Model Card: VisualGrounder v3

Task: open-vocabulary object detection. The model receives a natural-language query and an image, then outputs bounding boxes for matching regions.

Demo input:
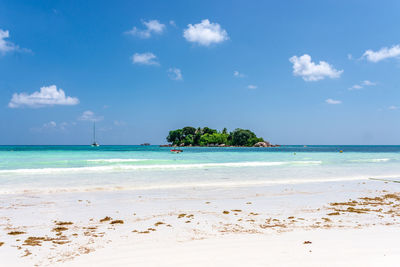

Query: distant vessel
[91,122,100,147]
[171,149,183,153]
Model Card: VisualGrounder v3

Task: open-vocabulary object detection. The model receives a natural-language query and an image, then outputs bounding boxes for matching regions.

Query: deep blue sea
[1,145,399,194]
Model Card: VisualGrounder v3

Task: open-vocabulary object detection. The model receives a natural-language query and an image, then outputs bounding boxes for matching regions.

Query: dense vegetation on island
[166,127,272,147]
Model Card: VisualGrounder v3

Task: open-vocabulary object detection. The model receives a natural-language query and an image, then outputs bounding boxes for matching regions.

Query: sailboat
[91,121,100,147]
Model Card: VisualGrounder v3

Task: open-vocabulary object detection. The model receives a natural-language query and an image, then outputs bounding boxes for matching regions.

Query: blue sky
[1,0,400,145]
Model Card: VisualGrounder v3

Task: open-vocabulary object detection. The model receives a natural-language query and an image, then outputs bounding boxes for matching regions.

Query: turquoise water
[1,145,400,194]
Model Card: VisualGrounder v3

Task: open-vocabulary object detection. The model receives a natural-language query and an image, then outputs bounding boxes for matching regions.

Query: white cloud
[347,54,353,60]
[289,54,343,82]
[168,68,183,80]
[169,20,176,27]
[348,80,376,90]
[234,71,245,78]
[362,45,400,62]
[0,29,30,55]
[362,80,376,86]
[125,20,165,39]
[183,19,229,46]
[0,29,17,54]
[8,85,79,108]
[132,52,159,65]
[325,98,342,105]
[388,105,398,110]
[59,122,69,130]
[247,85,257,89]
[78,110,103,122]
[348,84,362,90]
[44,121,57,128]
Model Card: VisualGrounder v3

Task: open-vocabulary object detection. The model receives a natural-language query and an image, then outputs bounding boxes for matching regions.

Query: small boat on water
[91,122,100,147]
[171,149,183,153]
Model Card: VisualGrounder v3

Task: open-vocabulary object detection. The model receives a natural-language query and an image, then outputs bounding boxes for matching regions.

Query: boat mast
[93,121,96,143]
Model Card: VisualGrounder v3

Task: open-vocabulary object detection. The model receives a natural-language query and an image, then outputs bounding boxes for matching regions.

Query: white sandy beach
[1,178,399,266]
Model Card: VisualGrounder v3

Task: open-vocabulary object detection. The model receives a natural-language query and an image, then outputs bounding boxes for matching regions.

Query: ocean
[1,145,400,194]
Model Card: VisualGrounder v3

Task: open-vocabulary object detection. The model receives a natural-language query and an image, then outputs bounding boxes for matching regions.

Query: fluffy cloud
[289,54,343,81]
[362,80,376,86]
[183,19,228,46]
[0,29,30,54]
[78,110,103,122]
[0,29,17,54]
[247,85,257,89]
[132,52,159,65]
[325,98,342,105]
[362,45,400,62]
[348,80,376,90]
[234,71,245,78]
[125,20,165,38]
[8,85,79,108]
[168,68,183,80]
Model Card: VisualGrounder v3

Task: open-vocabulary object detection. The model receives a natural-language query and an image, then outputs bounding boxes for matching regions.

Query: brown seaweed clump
[110,220,124,224]
[327,212,340,216]
[304,241,312,244]
[0,242,4,247]
[52,227,68,232]
[384,194,400,201]
[100,216,112,222]
[222,211,230,214]
[23,236,55,246]
[8,231,26,236]
[55,221,73,226]
[154,222,165,226]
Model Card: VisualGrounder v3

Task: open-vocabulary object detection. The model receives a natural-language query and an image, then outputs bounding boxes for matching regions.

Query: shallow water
[1,145,400,194]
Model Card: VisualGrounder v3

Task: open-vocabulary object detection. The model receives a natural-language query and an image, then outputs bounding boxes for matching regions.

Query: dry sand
[1,179,399,266]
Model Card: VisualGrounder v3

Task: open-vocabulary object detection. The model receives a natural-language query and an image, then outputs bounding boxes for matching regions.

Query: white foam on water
[0,160,322,175]
[348,158,391,163]
[87,159,148,163]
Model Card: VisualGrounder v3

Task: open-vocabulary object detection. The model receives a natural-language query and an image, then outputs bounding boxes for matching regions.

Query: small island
[165,127,279,147]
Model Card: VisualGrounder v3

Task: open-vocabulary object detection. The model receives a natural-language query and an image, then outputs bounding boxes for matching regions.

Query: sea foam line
[0,161,322,175]
[87,159,147,163]
[348,158,391,163]
[0,175,372,195]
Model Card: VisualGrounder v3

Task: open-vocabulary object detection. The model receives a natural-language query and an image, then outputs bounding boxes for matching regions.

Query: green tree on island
[166,127,270,147]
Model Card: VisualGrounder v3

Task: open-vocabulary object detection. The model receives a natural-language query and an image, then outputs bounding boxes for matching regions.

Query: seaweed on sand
[100,216,112,222]
[110,220,124,224]
[8,231,26,235]
[55,221,73,226]
[52,227,68,232]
